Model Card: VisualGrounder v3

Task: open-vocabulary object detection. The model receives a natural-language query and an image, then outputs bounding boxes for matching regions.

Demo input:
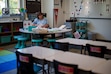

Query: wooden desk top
[92,60,111,74]
[46,52,106,71]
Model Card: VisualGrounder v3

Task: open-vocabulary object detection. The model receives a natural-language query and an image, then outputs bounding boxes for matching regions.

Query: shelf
[0,31,12,34]
[0,22,23,45]
[13,30,19,32]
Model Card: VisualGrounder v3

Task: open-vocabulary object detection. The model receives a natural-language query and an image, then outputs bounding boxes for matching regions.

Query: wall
[41,0,54,28]
[63,0,111,41]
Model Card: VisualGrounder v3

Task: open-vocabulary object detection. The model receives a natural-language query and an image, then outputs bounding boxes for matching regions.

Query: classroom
[0,0,111,74]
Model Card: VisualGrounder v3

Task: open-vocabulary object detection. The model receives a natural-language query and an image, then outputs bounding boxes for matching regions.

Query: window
[0,0,21,15]
[0,0,6,15]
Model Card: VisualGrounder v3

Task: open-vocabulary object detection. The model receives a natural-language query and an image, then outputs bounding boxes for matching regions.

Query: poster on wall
[54,0,59,5]
[54,9,58,27]
[71,0,111,18]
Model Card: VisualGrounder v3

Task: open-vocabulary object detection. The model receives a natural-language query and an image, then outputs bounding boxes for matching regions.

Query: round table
[19,28,72,39]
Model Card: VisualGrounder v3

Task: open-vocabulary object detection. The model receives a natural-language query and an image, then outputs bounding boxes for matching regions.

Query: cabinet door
[26,0,41,13]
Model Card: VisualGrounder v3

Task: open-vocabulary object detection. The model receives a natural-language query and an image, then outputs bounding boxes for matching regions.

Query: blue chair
[47,39,56,48]
[32,39,43,46]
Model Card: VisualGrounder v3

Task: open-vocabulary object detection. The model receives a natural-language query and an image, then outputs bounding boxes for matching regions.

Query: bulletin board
[70,0,111,19]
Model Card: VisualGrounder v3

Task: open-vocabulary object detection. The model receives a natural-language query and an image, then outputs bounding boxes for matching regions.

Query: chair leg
[19,40,26,49]
[15,40,21,49]
[35,42,39,46]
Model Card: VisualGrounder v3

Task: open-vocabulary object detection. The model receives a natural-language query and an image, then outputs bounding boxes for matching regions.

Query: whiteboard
[70,0,111,18]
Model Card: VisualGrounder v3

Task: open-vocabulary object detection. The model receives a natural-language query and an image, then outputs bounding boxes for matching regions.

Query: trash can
[87,32,96,40]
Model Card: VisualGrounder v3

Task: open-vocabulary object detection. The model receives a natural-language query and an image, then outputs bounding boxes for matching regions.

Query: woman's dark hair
[37,12,44,19]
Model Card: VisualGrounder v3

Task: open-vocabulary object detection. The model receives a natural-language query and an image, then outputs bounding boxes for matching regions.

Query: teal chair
[18,37,28,49]
[32,39,43,46]
[14,35,23,49]
[14,34,30,49]
[47,39,56,48]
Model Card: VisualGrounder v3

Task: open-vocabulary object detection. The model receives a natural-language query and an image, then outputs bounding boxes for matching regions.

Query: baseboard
[96,39,111,43]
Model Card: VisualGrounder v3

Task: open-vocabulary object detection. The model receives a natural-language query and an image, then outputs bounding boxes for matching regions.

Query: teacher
[33,12,49,28]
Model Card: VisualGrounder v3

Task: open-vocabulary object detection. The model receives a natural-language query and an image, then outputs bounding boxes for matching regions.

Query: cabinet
[0,21,23,45]
[26,0,41,13]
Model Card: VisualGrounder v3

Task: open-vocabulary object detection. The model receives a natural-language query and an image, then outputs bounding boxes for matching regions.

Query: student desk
[56,38,92,54]
[18,46,64,60]
[18,46,64,74]
[92,60,111,74]
[56,38,111,49]
[56,38,111,54]
[46,52,106,73]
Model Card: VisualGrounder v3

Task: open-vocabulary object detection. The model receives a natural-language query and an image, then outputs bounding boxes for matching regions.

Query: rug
[0,50,16,73]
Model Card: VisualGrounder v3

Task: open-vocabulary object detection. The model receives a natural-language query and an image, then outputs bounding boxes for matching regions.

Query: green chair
[14,35,23,49]
[18,37,28,49]
[47,39,56,48]
[32,39,43,46]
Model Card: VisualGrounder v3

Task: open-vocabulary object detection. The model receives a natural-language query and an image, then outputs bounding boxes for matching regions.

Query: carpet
[0,50,16,73]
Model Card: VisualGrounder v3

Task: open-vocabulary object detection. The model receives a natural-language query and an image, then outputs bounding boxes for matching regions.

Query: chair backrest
[86,44,106,58]
[52,42,69,51]
[54,60,78,74]
[16,51,35,74]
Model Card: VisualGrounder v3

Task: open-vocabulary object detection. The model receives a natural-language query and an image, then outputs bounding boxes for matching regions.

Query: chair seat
[14,35,23,39]
[47,39,56,42]
[18,37,28,41]
[33,64,42,73]
[32,39,43,43]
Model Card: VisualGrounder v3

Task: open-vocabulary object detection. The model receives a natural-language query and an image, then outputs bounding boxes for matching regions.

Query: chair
[14,34,30,49]
[51,42,69,51]
[32,39,43,46]
[14,35,23,49]
[86,44,106,58]
[16,51,42,74]
[47,39,56,48]
[53,60,78,74]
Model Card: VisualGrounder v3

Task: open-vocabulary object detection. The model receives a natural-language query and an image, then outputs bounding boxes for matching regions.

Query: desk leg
[62,33,65,38]
[51,34,55,39]
[31,34,33,46]
[48,61,50,74]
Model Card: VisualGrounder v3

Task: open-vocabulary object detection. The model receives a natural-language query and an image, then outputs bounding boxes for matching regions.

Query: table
[56,38,90,46]
[19,28,72,38]
[56,38,111,54]
[18,46,64,59]
[18,46,64,74]
[56,38,91,53]
[92,60,111,74]
[46,52,106,72]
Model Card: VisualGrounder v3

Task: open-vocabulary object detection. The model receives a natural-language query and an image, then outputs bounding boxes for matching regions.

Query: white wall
[63,0,111,41]
[41,0,54,28]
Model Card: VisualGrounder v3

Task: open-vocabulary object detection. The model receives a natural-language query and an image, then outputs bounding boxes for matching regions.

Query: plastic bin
[88,32,96,40]
[28,26,36,31]
[0,35,11,43]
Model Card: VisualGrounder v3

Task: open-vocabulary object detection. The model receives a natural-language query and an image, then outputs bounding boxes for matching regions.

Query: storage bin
[28,26,36,31]
[0,35,11,43]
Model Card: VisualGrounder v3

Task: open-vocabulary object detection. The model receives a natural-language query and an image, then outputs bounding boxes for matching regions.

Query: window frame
[0,0,23,16]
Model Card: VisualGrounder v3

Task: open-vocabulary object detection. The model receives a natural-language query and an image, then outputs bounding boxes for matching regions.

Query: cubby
[0,21,23,45]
